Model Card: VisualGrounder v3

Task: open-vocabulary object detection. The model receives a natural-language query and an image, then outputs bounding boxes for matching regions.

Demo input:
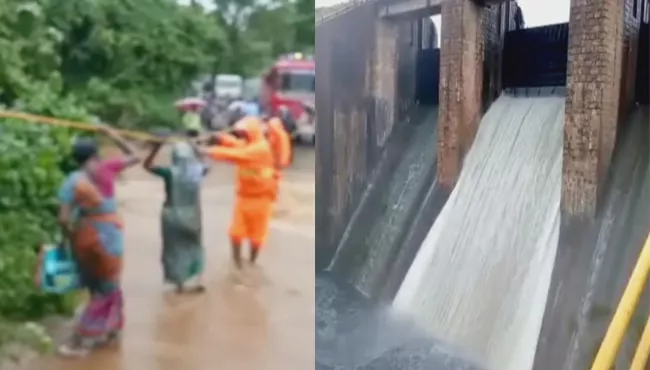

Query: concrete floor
[21,146,315,370]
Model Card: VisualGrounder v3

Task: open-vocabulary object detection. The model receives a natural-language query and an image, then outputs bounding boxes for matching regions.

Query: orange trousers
[229,196,274,247]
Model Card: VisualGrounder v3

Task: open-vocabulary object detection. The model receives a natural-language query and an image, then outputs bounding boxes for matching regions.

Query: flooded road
[23,146,315,370]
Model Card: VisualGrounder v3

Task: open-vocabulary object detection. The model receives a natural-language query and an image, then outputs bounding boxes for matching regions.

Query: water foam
[393,94,564,370]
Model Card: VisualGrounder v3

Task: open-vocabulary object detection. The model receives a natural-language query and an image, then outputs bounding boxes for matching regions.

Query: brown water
[20,147,315,370]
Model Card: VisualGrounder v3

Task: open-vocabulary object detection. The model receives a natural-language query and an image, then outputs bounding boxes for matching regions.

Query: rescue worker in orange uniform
[265,117,292,200]
[199,117,276,268]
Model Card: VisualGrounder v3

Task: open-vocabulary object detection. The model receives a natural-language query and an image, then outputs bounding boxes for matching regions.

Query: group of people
[53,113,292,357]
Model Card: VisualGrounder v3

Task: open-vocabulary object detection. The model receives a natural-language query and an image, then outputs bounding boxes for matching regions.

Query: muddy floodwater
[20,146,315,370]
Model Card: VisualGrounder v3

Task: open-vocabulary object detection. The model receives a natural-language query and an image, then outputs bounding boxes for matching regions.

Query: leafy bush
[0,83,93,321]
[0,98,90,357]
[0,120,81,320]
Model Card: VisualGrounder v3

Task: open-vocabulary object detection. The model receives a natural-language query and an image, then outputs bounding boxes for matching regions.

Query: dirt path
[21,147,315,370]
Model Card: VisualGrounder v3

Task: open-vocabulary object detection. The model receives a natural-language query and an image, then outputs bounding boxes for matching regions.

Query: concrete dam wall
[329,107,439,299]
[534,107,650,370]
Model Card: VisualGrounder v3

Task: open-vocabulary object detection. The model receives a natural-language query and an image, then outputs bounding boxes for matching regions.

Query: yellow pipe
[591,234,650,370]
[630,315,650,370]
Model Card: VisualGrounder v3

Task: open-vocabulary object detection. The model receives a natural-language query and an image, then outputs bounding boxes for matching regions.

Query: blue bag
[38,243,81,294]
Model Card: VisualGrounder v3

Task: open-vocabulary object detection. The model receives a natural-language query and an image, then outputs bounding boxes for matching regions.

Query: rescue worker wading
[199,117,276,268]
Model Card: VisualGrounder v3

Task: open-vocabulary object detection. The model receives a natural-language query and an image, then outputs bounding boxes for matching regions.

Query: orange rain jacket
[209,117,276,199]
[208,118,276,245]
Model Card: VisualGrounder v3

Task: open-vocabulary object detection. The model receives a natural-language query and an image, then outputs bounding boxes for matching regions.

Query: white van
[243,78,261,100]
[215,74,243,100]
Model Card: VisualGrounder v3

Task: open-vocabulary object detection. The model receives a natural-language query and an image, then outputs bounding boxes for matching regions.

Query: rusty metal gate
[415,48,440,105]
[502,23,569,88]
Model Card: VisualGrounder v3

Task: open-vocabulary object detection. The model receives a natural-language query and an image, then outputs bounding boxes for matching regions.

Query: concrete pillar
[561,0,626,216]
[437,0,484,189]
[373,19,399,148]
[534,1,635,369]
[482,3,506,108]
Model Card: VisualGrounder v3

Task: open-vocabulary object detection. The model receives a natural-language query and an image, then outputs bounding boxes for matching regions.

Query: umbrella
[174,97,206,111]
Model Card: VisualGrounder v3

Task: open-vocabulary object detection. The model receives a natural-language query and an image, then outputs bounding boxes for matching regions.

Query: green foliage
[212,0,315,75]
[0,0,314,129]
[0,75,95,350]
[0,113,84,320]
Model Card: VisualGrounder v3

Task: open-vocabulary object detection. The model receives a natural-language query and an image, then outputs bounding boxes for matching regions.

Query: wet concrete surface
[316,274,483,370]
[22,146,315,370]
[330,107,439,300]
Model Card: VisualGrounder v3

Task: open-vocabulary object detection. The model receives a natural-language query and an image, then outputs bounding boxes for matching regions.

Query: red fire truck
[262,53,315,144]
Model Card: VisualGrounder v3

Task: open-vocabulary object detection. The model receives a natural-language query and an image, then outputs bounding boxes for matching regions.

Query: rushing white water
[393,94,564,370]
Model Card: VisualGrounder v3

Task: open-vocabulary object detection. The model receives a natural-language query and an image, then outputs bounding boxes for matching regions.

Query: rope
[0,109,218,143]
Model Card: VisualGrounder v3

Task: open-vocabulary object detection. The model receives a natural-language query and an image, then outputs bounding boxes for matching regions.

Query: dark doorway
[416,49,440,105]
[502,23,569,88]
[415,18,440,105]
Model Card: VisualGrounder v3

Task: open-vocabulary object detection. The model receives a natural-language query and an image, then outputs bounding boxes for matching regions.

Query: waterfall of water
[393,94,564,370]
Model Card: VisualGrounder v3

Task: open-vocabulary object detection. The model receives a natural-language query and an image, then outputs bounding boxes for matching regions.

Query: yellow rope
[0,109,217,142]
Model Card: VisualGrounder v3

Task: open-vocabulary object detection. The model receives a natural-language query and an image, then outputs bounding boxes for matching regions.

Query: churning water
[393,94,564,370]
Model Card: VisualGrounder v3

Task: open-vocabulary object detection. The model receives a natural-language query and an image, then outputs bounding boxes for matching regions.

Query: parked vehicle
[261,53,315,145]
[215,74,244,100]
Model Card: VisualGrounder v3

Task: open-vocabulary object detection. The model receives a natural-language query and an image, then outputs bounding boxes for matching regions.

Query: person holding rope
[179,99,204,138]
[197,117,275,268]
[143,137,209,293]
[56,124,139,357]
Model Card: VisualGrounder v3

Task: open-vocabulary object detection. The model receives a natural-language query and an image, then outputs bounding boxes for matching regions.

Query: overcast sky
[181,0,572,28]
[315,0,570,28]
[180,0,571,46]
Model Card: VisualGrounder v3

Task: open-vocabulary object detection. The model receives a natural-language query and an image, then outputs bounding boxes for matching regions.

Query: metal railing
[591,233,650,370]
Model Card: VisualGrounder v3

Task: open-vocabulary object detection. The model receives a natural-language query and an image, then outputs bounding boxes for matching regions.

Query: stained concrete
[330,107,439,300]
[533,107,650,370]
[378,184,450,302]
[19,147,315,370]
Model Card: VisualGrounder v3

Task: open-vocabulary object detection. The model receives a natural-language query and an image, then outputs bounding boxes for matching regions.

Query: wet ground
[21,146,315,370]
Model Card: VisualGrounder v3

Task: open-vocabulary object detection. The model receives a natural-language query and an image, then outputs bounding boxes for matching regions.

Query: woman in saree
[144,140,209,293]
[56,126,139,357]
